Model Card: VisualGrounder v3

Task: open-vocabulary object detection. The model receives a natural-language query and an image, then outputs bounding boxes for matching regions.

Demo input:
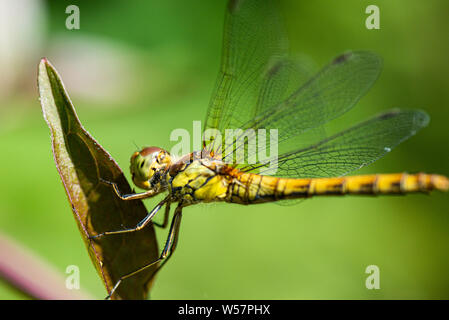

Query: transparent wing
[240,110,430,178]
[203,2,382,169]
[204,0,288,152]
[219,51,382,168]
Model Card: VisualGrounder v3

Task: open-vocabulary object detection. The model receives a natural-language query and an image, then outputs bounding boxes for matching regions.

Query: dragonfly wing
[241,110,430,178]
[204,0,288,154]
[218,51,382,164]
[204,1,383,168]
[255,56,316,117]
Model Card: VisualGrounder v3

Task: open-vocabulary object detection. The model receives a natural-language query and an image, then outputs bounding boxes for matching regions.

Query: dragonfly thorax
[130,147,172,190]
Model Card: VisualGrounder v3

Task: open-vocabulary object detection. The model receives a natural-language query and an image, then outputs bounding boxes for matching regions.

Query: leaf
[38,58,159,300]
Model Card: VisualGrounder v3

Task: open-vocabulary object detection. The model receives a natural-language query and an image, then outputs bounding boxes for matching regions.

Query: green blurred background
[0,0,448,299]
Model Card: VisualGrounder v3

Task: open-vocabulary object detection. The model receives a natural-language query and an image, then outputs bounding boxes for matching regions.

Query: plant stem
[0,232,93,300]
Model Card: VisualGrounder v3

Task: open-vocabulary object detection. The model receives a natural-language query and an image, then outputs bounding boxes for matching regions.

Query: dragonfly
[90,0,449,298]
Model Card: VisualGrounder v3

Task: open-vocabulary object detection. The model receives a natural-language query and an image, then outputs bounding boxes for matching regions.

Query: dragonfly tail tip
[433,174,449,192]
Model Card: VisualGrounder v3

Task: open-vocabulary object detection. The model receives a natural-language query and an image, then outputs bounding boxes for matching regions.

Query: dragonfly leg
[89,197,169,240]
[105,205,183,299]
[153,201,171,229]
[100,178,157,200]
[149,206,183,278]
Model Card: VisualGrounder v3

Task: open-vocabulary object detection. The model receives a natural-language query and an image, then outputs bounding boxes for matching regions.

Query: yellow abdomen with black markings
[227,172,449,205]
[168,156,448,206]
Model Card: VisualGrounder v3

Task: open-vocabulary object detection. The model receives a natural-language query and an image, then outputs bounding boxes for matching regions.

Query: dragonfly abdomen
[228,172,448,204]
[307,173,448,196]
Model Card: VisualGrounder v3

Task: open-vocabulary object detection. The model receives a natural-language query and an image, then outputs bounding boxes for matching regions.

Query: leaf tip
[38,57,56,73]
[39,57,49,67]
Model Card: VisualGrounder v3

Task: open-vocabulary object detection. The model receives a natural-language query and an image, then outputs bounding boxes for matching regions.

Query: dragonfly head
[130,147,172,190]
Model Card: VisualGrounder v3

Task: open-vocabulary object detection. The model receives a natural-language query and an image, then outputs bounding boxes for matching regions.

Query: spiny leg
[160,205,183,261]
[89,196,169,239]
[100,178,158,200]
[105,205,184,299]
[149,206,183,278]
[153,201,171,229]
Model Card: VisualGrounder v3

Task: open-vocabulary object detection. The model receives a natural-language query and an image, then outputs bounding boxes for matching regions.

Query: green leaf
[38,58,159,300]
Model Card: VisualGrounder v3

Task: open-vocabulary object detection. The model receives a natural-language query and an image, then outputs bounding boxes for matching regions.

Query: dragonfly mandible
[90,0,449,298]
